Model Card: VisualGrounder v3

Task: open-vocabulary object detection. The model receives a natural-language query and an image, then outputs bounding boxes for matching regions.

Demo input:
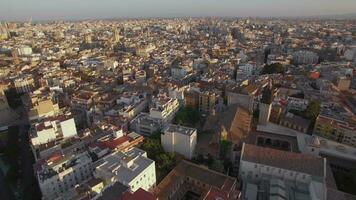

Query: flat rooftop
[164,124,196,136]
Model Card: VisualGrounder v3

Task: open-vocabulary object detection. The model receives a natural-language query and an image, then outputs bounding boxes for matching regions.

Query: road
[0,168,15,200]
[0,103,40,200]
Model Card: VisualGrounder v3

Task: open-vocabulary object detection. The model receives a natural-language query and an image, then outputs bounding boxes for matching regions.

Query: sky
[0,0,356,21]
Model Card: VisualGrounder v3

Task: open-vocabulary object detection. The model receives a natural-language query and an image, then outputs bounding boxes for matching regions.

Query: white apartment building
[36,152,93,200]
[94,147,156,192]
[239,143,327,200]
[161,124,197,159]
[31,113,77,146]
[150,95,179,124]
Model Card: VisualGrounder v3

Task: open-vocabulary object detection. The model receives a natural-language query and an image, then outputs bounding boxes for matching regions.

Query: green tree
[141,138,163,159]
[156,152,176,173]
[261,63,284,75]
[304,100,321,121]
[175,107,200,126]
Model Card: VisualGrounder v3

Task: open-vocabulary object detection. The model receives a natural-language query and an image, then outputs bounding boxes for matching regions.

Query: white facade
[94,147,156,192]
[150,97,179,124]
[161,124,197,159]
[37,152,93,200]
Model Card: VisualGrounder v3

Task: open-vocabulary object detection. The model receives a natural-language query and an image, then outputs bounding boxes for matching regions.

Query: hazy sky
[1,0,356,21]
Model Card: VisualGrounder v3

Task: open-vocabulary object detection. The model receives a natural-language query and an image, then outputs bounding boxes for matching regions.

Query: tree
[304,100,321,121]
[141,138,163,159]
[175,107,200,126]
[156,152,176,173]
[261,63,284,75]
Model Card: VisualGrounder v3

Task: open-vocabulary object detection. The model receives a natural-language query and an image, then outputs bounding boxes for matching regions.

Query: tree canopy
[261,63,284,75]
[175,107,200,126]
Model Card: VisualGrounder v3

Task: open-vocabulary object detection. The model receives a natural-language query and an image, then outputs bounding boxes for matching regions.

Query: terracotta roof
[121,188,156,200]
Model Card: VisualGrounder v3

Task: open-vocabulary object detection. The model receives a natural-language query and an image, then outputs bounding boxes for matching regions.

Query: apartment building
[94,147,156,192]
[35,151,93,200]
[161,124,197,159]
[314,114,356,148]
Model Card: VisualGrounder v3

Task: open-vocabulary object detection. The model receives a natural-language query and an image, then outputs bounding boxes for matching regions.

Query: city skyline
[1,0,356,21]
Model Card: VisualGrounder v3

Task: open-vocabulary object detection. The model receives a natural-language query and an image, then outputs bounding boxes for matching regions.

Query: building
[314,115,356,148]
[30,113,78,146]
[135,70,146,84]
[258,102,272,125]
[239,143,327,200]
[154,160,240,200]
[14,74,35,93]
[161,124,197,159]
[35,151,93,200]
[16,46,33,56]
[199,91,219,113]
[130,113,162,136]
[184,89,200,109]
[334,76,351,91]
[150,95,179,124]
[28,99,60,122]
[94,147,156,192]
[293,50,319,65]
[279,112,311,134]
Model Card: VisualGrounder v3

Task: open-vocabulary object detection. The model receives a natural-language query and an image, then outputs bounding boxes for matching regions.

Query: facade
[14,75,35,93]
[314,115,356,148]
[199,91,219,113]
[94,147,156,192]
[35,152,93,200]
[129,113,162,136]
[150,95,179,124]
[16,46,33,56]
[239,143,327,200]
[184,90,200,109]
[258,102,272,125]
[293,50,319,65]
[335,77,351,91]
[161,124,197,159]
[279,112,310,134]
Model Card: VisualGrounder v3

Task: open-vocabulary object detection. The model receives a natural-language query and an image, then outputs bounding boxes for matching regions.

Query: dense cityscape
[0,15,355,200]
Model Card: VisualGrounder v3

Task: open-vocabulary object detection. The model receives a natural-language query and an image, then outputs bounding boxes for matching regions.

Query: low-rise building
[154,160,240,200]
[94,147,156,192]
[130,113,162,136]
[239,143,327,200]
